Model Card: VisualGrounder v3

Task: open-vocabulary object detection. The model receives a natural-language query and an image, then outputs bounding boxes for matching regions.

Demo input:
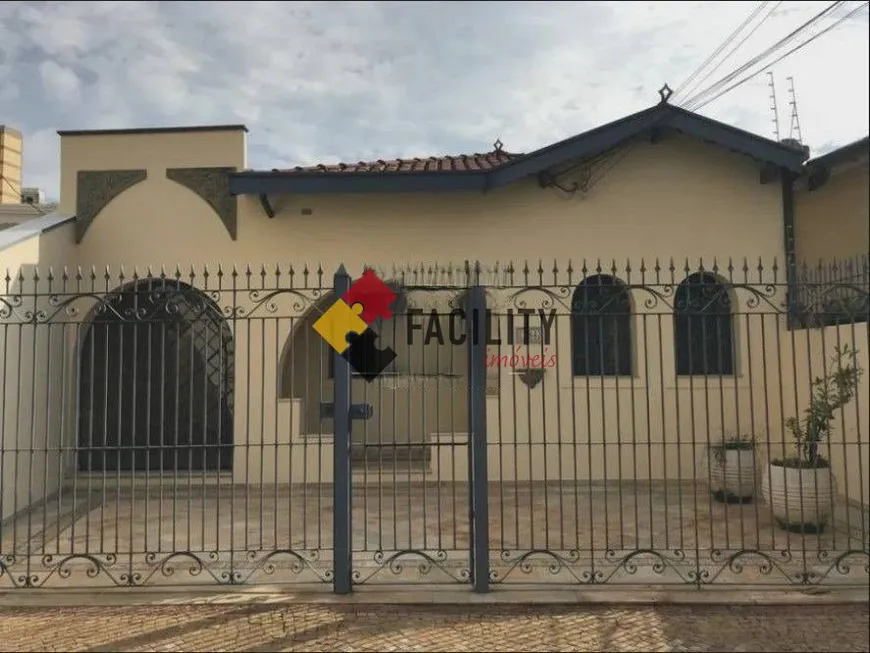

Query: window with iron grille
[571,275,632,376]
[77,281,234,472]
[674,272,734,376]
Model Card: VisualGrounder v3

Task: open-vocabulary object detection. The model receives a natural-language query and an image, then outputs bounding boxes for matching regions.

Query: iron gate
[329,266,489,591]
[0,259,867,592]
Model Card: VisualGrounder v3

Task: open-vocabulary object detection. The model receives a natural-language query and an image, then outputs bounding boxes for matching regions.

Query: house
[0,91,867,590]
[795,136,869,267]
[792,137,869,321]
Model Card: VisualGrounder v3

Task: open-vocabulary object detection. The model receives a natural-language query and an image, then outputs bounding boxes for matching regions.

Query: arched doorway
[77,279,234,472]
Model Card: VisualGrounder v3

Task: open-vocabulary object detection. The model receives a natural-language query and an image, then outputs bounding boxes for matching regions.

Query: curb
[1,585,868,608]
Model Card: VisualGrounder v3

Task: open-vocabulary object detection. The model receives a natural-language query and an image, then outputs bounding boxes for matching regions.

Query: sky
[1,0,868,201]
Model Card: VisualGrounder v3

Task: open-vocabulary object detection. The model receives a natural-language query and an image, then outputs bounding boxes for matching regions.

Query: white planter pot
[761,463,837,533]
[708,447,757,502]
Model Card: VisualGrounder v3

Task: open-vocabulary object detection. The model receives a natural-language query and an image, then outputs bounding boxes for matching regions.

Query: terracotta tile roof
[284,148,522,174]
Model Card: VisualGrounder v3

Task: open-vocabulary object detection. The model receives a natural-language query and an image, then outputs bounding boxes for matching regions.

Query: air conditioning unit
[20,187,44,205]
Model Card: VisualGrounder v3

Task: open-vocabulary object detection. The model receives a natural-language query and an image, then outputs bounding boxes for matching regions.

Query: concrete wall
[0,217,78,524]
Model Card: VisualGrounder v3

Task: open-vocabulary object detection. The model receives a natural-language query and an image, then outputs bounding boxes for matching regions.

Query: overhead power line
[689,1,869,112]
[682,0,846,111]
[575,5,774,194]
[672,1,772,102]
[677,1,783,106]
[560,1,865,192]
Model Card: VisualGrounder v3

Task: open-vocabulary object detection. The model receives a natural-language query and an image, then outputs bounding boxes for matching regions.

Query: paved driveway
[3,481,866,588]
[1,603,868,652]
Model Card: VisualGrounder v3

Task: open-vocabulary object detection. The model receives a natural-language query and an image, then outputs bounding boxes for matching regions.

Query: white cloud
[0,0,866,200]
[38,60,81,101]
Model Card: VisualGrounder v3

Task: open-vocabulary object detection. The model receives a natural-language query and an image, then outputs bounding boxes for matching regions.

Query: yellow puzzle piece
[312,300,368,354]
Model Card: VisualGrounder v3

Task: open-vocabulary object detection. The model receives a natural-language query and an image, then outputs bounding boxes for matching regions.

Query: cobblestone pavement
[1,603,868,652]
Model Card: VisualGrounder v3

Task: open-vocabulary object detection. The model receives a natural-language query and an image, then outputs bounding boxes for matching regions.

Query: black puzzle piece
[341,330,397,382]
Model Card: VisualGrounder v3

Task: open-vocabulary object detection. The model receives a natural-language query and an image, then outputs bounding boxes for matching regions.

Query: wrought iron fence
[0,264,335,587]
[793,254,870,328]
[0,258,867,592]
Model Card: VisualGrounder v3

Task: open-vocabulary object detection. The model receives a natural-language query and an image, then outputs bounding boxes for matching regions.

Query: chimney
[0,125,23,204]
[780,137,811,162]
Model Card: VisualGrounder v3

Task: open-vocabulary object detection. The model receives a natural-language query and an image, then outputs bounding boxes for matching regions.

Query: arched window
[571,275,632,376]
[674,272,734,376]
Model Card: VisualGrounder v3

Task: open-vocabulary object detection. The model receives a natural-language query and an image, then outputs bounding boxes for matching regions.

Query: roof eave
[232,104,808,196]
[666,110,807,172]
[490,107,806,187]
[806,136,870,170]
[488,107,665,188]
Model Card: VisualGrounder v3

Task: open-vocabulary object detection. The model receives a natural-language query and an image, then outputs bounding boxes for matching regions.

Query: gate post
[332,264,353,594]
[466,262,490,593]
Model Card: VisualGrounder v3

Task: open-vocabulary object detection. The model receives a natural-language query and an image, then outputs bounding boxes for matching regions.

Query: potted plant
[761,344,863,533]
[708,434,758,503]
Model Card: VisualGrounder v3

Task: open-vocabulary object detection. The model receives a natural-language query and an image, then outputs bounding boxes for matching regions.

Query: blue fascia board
[229,170,489,195]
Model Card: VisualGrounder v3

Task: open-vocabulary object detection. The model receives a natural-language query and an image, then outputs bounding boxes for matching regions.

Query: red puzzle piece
[342,269,397,324]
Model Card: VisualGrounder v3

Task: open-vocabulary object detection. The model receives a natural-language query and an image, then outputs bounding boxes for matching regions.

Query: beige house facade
[795,136,869,267]
[0,95,867,590]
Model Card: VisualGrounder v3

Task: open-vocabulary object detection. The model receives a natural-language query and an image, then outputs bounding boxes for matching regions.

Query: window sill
[559,377,647,390]
[666,376,749,391]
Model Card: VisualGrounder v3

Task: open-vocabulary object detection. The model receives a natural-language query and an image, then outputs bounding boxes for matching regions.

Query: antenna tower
[787,76,804,144]
[767,71,781,141]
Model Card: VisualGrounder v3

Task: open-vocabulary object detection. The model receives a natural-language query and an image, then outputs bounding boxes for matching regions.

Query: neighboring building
[0,124,54,230]
[0,124,23,204]
[795,136,869,267]
[792,137,869,318]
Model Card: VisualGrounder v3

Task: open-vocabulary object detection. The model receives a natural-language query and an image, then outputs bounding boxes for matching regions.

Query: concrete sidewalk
[1,602,868,652]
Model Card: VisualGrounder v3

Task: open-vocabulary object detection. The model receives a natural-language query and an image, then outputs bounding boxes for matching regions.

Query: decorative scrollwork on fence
[233,288,327,319]
[488,547,869,587]
[633,283,676,311]
[0,549,334,588]
[702,548,797,584]
[491,548,696,585]
[489,549,589,583]
[144,550,224,584]
[811,549,870,584]
[495,280,785,315]
[729,282,783,312]
[351,549,471,585]
[0,265,333,325]
[0,553,123,588]
[502,286,574,312]
[594,548,695,584]
[238,549,334,584]
[699,548,870,585]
